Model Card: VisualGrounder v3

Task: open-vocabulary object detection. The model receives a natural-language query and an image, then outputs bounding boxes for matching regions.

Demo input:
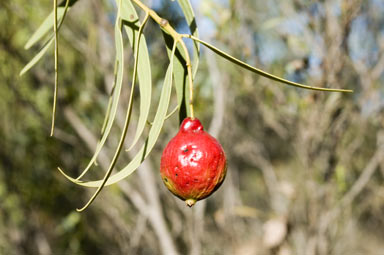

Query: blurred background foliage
[1,0,384,254]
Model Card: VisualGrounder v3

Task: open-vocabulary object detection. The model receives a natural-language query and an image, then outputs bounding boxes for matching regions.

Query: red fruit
[160,117,227,207]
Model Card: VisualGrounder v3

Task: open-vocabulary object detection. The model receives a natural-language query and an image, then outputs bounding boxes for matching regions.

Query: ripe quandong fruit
[160,117,227,207]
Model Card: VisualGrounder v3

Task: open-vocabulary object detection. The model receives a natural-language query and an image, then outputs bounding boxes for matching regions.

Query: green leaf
[70,5,126,180]
[121,0,152,151]
[177,0,200,77]
[184,35,353,93]
[64,0,141,211]
[162,0,200,123]
[163,33,190,123]
[119,0,138,22]
[58,43,177,188]
[20,38,53,76]
[21,0,71,76]
[24,0,74,50]
[100,62,119,137]
[25,8,66,50]
[75,5,153,210]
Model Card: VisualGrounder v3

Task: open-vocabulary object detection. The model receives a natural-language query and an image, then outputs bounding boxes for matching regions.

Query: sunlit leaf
[25,8,65,50]
[21,0,71,76]
[100,62,119,137]
[76,30,139,211]
[59,0,136,211]
[20,38,53,76]
[73,2,153,211]
[121,0,152,151]
[68,5,126,180]
[24,0,74,49]
[163,33,191,122]
[177,0,200,77]
[161,0,200,123]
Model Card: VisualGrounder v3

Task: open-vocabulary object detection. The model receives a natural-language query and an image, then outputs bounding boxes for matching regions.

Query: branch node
[160,18,168,27]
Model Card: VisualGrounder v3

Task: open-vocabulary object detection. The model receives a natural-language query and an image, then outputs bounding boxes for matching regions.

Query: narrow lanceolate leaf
[76,25,142,212]
[20,38,53,76]
[93,62,119,168]
[25,0,73,50]
[58,43,177,188]
[177,0,200,77]
[100,62,119,137]
[25,8,66,50]
[120,0,152,151]
[163,33,190,122]
[21,0,71,76]
[162,0,200,123]
[61,5,126,180]
[183,35,353,93]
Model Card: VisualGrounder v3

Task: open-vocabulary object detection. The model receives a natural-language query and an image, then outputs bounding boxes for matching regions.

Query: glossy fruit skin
[160,118,227,207]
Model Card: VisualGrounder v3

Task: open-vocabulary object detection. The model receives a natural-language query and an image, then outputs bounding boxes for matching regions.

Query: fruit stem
[179,40,195,119]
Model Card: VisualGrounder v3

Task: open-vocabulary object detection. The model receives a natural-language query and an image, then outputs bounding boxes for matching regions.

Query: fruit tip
[185,199,196,207]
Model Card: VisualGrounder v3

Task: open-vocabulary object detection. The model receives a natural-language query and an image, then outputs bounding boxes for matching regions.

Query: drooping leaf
[184,35,353,93]
[161,0,200,123]
[24,0,74,50]
[20,38,53,76]
[100,62,119,137]
[177,0,200,77]
[25,8,65,50]
[58,43,177,187]
[67,4,126,180]
[120,0,152,151]
[21,0,71,76]
[163,33,190,123]
[75,4,153,210]
[75,9,144,212]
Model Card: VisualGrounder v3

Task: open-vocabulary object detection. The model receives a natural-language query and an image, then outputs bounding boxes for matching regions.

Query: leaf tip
[24,41,32,50]
[76,207,85,213]
[125,144,135,152]
[57,167,75,181]
[19,68,27,77]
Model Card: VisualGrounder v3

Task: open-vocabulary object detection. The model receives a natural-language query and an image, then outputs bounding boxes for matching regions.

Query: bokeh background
[1,0,384,254]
